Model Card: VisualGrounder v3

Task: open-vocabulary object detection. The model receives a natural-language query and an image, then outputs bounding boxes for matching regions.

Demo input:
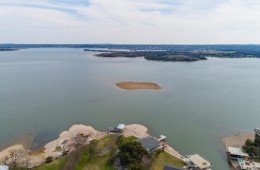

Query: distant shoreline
[116,82,161,90]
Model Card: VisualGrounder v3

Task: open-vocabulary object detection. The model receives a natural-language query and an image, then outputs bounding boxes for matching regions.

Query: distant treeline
[1,44,260,61]
[83,44,260,62]
[0,48,19,51]
[94,51,207,62]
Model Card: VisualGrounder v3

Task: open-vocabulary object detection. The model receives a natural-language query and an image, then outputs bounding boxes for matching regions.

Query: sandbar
[223,132,255,149]
[116,82,161,90]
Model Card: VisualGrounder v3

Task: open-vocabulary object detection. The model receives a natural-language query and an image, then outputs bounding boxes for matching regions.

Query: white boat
[254,128,260,136]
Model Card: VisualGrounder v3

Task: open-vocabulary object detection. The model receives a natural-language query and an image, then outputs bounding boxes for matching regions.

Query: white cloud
[0,0,260,43]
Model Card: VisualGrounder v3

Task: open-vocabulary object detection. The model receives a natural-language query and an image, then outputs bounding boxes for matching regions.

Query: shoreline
[222,132,255,170]
[0,123,182,167]
[223,132,255,150]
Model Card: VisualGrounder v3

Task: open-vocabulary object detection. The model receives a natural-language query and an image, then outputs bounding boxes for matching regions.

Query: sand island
[116,82,161,90]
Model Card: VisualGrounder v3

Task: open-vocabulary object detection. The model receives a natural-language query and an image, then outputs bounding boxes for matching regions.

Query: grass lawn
[74,134,117,170]
[150,151,186,170]
[253,157,260,163]
[32,157,68,170]
[18,135,185,170]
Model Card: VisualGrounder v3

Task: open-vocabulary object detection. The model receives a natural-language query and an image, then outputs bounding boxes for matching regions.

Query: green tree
[117,141,147,165]
[254,134,260,146]
[128,163,145,170]
[242,139,256,154]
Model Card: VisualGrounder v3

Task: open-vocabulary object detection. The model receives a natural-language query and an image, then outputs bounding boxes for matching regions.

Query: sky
[1,0,260,44]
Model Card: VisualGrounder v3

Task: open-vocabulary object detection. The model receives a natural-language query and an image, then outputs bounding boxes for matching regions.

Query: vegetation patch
[150,151,186,170]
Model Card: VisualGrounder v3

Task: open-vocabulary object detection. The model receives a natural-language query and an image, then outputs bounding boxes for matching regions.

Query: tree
[242,139,256,154]
[45,156,53,163]
[117,140,148,165]
[254,134,260,146]
[3,149,29,169]
[62,134,91,170]
[128,162,145,170]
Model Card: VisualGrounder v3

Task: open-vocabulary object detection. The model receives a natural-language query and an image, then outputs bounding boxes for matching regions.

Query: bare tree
[1,149,31,169]
[21,155,31,170]
[61,134,91,170]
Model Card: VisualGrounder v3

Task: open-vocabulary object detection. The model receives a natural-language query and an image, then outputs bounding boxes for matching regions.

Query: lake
[0,48,260,169]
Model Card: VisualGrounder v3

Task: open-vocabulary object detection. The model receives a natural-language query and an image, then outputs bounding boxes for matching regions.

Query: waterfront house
[137,136,160,152]
[108,124,125,133]
[227,147,249,160]
[163,165,186,170]
[186,154,212,170]
[255,128,260,137]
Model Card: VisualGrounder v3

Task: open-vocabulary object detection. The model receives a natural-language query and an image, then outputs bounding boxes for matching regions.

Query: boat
[254,128,260,136]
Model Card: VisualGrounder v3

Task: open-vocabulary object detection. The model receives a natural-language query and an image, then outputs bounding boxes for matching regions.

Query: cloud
[0,0,260,43]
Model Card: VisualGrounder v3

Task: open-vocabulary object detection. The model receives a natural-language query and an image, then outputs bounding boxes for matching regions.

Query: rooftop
[227,147,249,157]
[189,154,212,169]
[163,165,186,170]
[137,136,160,151]
[116,124,125,130]
[254,128,260,136]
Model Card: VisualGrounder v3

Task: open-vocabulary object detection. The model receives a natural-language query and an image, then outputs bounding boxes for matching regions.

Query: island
[116,82,161,90]
[95,50,207,62]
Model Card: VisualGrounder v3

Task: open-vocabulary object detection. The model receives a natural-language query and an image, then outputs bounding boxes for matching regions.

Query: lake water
[1,48,260,169]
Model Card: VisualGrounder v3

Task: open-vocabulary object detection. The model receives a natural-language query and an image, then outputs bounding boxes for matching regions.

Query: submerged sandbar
[116,82,161,90]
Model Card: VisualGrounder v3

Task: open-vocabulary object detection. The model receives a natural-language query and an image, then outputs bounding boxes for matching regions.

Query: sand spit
[123,124,149,138]
[223,132,255,149]
[116,82,161,90]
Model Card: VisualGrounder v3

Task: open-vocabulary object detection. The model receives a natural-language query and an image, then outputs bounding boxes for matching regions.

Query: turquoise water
[1,48,260,169]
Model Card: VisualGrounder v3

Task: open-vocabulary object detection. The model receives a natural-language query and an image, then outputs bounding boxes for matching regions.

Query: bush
[255,135,260,146]
[128,163,145,170]
[242,139,256,154]
[45,156,53,163]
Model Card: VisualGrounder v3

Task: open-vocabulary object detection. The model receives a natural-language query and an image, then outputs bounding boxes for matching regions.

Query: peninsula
[0,124,186,169]
[116,82,161,90]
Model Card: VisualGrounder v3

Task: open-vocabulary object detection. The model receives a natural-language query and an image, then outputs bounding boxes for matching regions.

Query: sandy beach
[116,82,161,90]
[223,132,255,149]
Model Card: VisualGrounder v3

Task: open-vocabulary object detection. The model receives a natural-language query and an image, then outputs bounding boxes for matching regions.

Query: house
[0,165,9,170]
[254,128,260,137]
[137,136,160,152]
[108,124,125,133]
[227,147,249,160]
[163,165,186,170]
[186,154,212,170]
